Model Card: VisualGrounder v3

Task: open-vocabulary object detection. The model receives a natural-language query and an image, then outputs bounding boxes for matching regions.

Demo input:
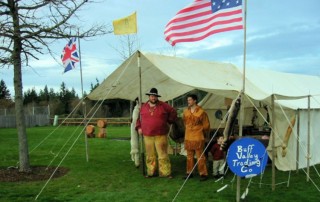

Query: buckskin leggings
[144,135,171,177]
[186,149,208,176]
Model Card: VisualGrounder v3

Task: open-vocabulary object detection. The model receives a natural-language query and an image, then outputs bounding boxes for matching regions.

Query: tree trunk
[2,0,107,172]
[14,64,30,172]
[10,0,30,172]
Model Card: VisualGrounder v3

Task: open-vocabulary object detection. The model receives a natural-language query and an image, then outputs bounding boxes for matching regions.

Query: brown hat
[145,88,161,97]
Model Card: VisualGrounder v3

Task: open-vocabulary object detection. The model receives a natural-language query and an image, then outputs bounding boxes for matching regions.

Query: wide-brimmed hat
[145,88,161,97]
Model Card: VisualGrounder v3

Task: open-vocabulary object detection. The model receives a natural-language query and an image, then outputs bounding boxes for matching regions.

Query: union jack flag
[61,37,79,73]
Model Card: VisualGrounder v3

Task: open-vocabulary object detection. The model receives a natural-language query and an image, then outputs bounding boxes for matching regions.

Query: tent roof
[88,51,247,102]
[245,68,320,100]
[88,51,320,108]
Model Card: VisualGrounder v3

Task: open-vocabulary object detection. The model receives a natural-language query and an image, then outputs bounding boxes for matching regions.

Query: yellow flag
[113,12,137,35]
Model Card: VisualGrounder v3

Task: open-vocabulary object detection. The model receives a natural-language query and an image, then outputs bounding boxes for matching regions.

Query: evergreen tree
[23,88,38,105]
[59,82,69,114]
[39,85,50,103]
[0,79,11,99]
[49,88,58,100]
[58,82,79,114]
[90,78,100,92]
[70,87,78,99]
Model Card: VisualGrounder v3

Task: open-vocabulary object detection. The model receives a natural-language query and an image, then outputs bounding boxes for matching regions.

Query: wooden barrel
[97,120,107,138]
[97,119,107,128]
[97,130,106,138]
[86,125,95,138]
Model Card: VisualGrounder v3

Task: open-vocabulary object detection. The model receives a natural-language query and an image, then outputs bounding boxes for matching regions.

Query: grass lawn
[0,126,320,202]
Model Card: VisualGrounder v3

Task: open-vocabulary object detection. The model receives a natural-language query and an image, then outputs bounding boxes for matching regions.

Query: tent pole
[77,34,89,162]
[236,0,247,201]
[238,0,248,200]
[271,94,275,191]
[296,109,300,172]
[236,0,248,200]
[128,37,135,126]
[137,51,146,176]
[307,95,310,181]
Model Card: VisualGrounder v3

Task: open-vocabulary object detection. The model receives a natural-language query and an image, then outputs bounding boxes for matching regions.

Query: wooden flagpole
[237,0,247,201]
[307,95,310,181]
[271,95,275,190]
[77,35,89,162]
[296,109,300,172]
[137,51,146,176]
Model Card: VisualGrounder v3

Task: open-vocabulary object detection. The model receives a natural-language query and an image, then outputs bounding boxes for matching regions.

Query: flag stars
[212,0,241,10]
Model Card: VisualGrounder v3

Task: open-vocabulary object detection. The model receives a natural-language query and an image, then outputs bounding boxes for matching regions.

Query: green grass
[0,126,320,202]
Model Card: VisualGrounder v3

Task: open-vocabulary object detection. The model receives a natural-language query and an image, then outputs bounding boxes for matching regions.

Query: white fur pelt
[130,103,140,167]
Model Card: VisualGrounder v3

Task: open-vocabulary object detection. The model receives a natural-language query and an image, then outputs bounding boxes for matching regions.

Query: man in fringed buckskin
[183,94,210,181]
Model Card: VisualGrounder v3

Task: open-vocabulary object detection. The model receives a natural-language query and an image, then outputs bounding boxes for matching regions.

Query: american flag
[61,37,79,73]
[164,0,243,46]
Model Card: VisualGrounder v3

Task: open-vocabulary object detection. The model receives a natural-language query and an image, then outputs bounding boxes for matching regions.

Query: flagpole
[237,0,247,201]
[307,95,310,182]
[77,35,89,162]
[242,0,247,94]
[137,51,146,176]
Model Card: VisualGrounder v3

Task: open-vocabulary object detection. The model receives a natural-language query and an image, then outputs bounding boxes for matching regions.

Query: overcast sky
[1,0,320,97]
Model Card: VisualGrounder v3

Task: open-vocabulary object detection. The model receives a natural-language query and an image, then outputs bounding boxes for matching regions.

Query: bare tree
[0,0,110,172]
[111,35,139,61]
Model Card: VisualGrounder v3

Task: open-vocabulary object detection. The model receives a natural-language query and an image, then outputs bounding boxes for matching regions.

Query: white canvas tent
[88,51,247,101]
[88,51,320,171]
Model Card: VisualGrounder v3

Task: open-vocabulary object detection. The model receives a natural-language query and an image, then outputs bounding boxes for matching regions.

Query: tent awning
[88,51,320,108]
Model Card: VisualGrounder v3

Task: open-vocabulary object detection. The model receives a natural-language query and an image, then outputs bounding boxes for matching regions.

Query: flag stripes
[164,0,243,46]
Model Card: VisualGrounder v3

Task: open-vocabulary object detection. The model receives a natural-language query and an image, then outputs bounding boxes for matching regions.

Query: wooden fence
[50,117,131,126]
[0,115,50,128]
[0,116,130,128]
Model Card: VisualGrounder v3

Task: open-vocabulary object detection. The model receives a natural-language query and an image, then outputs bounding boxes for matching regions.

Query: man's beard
[149,99,158,104]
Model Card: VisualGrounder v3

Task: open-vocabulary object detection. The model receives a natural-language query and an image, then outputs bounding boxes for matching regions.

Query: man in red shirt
[136,88,177,178]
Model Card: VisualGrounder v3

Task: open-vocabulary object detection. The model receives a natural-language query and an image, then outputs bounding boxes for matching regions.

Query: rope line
[171,92,241,202]
[35,122,86,200]
[35,53,136,200]
[245,93,320,192]
[274,95,320,192]
[29,98,84,154]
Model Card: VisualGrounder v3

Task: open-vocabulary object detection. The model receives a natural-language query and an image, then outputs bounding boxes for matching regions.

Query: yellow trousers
[144,135,171,177]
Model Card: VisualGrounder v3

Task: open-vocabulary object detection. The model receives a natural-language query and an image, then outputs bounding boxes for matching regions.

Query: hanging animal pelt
[130,98,140,167]
[221,96,241,151]
[170,117,185,143]
[282,116,296,157]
